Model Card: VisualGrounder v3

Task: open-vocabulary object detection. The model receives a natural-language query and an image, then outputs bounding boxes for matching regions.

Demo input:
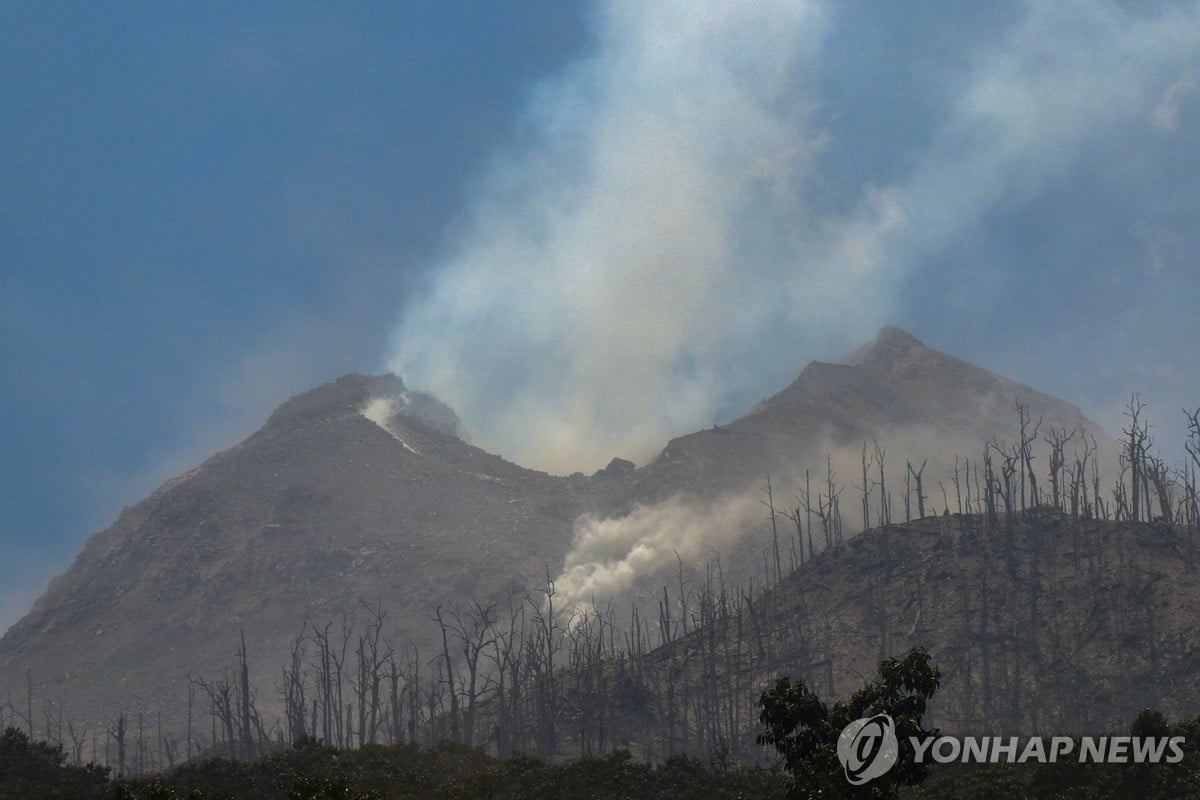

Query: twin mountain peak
[0,325,1095,734]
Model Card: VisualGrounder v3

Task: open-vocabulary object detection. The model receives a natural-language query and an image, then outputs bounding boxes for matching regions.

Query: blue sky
[3,1,1198,632]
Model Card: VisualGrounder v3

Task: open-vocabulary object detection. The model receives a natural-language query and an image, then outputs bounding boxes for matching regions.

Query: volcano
[0,326,1104,746]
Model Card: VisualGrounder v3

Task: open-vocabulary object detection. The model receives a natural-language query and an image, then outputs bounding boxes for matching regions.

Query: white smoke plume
[389,1,903,474]
[556,492,764,613]
[553,412,1120,616]
[389,0,1200,476]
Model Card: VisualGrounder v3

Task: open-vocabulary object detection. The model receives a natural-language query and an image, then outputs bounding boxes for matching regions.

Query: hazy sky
[3,1,1198,633]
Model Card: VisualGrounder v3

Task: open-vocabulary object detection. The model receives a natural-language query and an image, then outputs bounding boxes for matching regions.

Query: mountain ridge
[0,325,1109,744]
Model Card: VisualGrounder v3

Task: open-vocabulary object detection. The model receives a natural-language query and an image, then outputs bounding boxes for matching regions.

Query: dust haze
[388,1,900,475]
[388,0,1199,477]
[554,411,1121,617]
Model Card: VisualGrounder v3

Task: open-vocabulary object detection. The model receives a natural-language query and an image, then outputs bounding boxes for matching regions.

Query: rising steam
[389,1,903,474]
[389,0,1199,475]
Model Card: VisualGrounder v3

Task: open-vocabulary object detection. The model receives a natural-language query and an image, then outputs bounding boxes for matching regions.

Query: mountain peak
[260,373,465,441]
[842,325,926,368]
[0,327,1108,746]
[875,323,923,348]
[263,373,405,431]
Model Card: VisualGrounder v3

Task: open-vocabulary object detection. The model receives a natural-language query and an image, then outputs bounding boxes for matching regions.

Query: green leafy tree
[0,725,109,799]
[758,647,941,799]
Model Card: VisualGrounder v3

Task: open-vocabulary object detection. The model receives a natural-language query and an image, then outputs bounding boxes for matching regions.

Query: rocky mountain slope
[0,374,592,733]
[0,326,1106,743]
[638,510,1200,749]
[614,325,1093,507]
[552,325,1102,615]
[514,510,1200,765]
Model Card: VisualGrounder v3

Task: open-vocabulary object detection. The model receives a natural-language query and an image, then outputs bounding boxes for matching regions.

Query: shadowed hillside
[616,509,1200,762]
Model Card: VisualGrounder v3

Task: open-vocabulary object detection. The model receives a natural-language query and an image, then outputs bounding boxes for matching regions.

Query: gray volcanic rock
[0,327,1106,742]
[0,373,590,732]
[593,457,636,479]
[612,325,1097,508]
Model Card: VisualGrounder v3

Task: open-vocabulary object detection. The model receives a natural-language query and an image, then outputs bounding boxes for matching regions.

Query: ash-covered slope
[0,373,589,730]
[581,512,1200,759]
[0,326,1106,741]
[612,326,1097,507]
[547,327,1105,619]
[683,511,1199,738]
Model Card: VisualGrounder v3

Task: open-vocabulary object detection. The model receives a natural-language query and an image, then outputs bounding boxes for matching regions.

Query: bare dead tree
[908,459,928,519]
[1000,443,1019,570]
[658,585,675,644]
[797,470,828,550]
[675,553,691,639]
[796,457,844,550]
[1043,427,1075,512]
[186,681,194,761]
[66,719,87,766]
[1092,443,1109,521]
[351,601,392,745]
[783,505,807,568]
[403,644,421,743]
[566,602,614,757]
[107,714,127,777]
[310,621,334,744]
[1186,406,1200,475]
[1070,430,1097,519]
[1182,407,1200,532]
[761,476,783,586]
[190,672,234,757]
[331,615,354,747]
[42,699,63,750]
[300,614,354,747]
[953,455,965,516]
[873,439,890,525]
[983,446,998,530]
[238,630,253,760]
[860,442,872,530]
[25,669,33,739]
[281,620,308,744]
[1179,459,1198,532]
[805,468,815,552]
[1115,462,1131,521]
[1123,395,1152,522]
[526,567,562,758]
[486,598,526,758]
[448,598,498,747]
[1016,402,1042,510]
[433,605,462,743]
[1145,452,1174,525]
[904,466,912,522]
[384,653,402,744]
[423,667,445,745]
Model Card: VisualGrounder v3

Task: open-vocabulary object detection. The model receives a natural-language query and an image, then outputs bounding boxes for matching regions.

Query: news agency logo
[837,714,899,785]
[909,734,1186,765]
[835,716,1188,786]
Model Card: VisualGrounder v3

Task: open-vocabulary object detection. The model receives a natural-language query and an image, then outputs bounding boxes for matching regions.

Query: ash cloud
[389,0,1200,476]
[389,1,901,474]
[556,492,764,615]
[554,415,1119,618]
